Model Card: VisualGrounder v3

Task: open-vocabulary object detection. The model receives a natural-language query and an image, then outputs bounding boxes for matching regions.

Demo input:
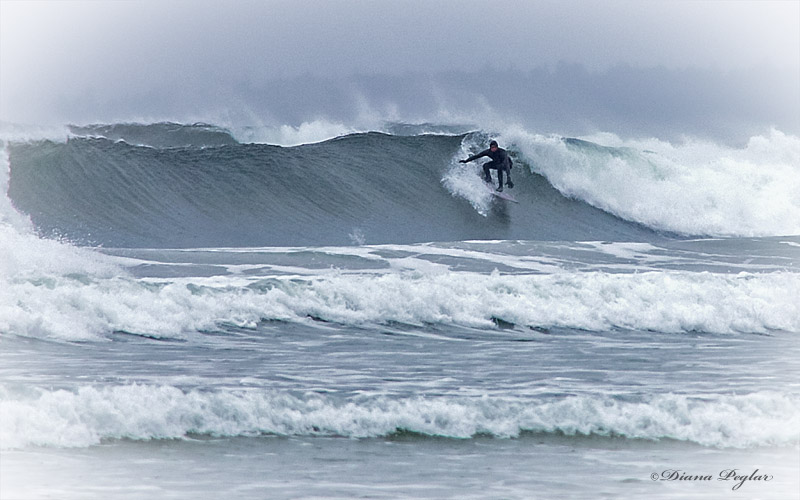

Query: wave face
[7,128,663,248]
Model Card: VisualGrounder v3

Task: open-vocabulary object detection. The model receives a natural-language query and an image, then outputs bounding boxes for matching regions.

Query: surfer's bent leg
[483,163,492,183]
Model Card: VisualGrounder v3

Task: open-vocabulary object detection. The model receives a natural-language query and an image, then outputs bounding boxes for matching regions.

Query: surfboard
[485,182,519,203]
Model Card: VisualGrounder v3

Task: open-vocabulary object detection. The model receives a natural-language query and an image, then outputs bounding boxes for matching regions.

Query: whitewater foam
[4,261,799,341]
[441,135,495,215]
[496,128,800,237]
[2,383,797,449]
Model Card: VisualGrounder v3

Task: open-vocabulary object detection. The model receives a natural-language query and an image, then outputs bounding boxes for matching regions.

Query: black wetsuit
[464,147,513,188]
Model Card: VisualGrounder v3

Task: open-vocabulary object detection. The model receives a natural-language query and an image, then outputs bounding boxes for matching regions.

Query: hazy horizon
[2,0,798,141]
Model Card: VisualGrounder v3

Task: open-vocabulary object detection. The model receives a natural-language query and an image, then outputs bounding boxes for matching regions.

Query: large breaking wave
[6,122,799,248]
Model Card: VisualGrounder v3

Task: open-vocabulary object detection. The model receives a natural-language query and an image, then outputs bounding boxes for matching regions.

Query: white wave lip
[2,384,797,450]
[3,268,799,340]
[499,128,800,237]
[229,120,358,146]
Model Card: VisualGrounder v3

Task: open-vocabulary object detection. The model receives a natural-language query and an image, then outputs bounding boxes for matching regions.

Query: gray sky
[1,0,798,137]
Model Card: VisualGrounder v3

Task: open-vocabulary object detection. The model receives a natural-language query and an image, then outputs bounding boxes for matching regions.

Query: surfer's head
[489,140,498,151]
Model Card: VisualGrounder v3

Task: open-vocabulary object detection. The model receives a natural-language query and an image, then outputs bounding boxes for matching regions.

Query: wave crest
[2,384,796,449]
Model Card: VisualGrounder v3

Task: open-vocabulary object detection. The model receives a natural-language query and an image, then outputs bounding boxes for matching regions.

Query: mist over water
[2,2,798,146]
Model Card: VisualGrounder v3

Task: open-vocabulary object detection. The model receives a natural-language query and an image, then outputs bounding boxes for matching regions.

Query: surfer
[459,140,514,192]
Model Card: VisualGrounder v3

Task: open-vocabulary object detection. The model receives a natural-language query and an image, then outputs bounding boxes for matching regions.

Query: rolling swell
[7,131,662,248]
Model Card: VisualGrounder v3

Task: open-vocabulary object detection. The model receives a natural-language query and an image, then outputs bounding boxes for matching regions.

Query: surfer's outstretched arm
[459,149,490,163]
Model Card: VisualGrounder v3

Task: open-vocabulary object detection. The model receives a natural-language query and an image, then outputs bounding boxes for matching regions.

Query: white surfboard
[485,182,518,203]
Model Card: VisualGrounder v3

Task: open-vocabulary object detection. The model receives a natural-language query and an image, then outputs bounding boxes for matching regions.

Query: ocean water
[1,122,799,499]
